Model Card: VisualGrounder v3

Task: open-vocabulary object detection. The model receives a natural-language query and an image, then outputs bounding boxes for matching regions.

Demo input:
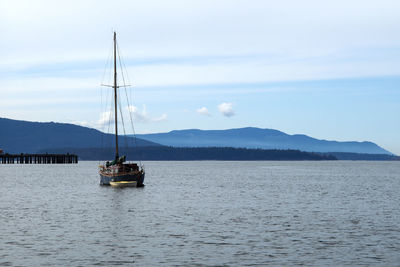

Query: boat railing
[100,163,141,176]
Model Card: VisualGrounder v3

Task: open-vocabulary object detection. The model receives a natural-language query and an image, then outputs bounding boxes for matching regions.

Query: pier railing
[0,153,78,164]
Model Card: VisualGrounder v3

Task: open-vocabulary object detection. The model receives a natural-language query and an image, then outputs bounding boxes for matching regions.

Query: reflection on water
[1,161,400,266]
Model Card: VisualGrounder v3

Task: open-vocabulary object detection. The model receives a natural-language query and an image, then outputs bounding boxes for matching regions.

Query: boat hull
[99,171,145,187]
[110,181,137,187]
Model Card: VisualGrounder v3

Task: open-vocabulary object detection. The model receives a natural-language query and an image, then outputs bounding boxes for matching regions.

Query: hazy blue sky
[1,0,400,153]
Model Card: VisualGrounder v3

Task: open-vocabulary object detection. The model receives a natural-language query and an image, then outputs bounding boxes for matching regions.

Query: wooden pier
[0,153,78,164]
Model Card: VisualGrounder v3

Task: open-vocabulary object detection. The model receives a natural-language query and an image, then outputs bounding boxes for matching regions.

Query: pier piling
[0,153,78,164]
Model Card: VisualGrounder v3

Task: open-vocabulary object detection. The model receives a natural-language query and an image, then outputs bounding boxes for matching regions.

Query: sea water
[1,161,399,266]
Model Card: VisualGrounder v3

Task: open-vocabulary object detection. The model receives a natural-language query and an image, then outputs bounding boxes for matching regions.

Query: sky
[1,0,400,153]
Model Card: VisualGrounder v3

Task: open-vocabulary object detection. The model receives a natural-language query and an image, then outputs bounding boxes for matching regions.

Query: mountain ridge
[0,117,160,153]
[135,127,392,155]
[0,118,392,155]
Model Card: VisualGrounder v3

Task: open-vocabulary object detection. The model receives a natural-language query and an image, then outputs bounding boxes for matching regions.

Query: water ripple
[0,161,399,266]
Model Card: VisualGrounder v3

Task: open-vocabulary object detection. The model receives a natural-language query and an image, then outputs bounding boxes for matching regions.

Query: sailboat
[99,32,145,187]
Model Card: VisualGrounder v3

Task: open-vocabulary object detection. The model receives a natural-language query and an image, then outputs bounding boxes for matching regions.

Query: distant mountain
[0,118,160,153]
[135,127,392,155]
[0,118,393,157]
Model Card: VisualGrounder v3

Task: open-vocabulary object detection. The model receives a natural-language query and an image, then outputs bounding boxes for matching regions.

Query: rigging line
[100,42,114,135]
[101,40,114,85]
[101,41,113,124]
[105,90,111,144]
[117,89,129,152]
[116,41,133,107]
[116,38,142,167]
[120,45,135,112]
[117,41,135,112]
[123,84,142,166]
[117,41,138,152]
[99,87,104,165]
[103,80,113,144]
[124,87,138,142]
[116,41,132,86]
[116,42,126,86]
[119,44,135,114]
[100,41,114,162]
[104,41,117,152]
[115,41,130,154]
[100,85,103,165]
[106,95,113,149]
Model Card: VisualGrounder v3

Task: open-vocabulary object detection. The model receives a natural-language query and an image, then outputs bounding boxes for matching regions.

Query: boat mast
[113,31,119,160]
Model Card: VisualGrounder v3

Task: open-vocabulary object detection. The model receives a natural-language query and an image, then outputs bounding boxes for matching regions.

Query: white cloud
[197,107,211,116]
[96,106,167,131]
[127,105,167,123]
[71,120,89,127]
[218,102,235,117]
[152,113,168,122]
[98,111,114,126]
